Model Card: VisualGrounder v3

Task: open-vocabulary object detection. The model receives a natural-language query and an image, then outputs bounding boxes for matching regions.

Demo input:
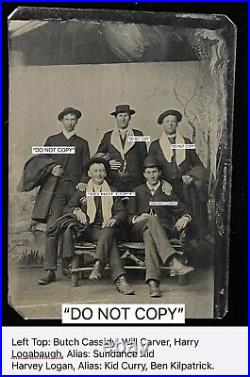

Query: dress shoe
[169,258,194,277]
[38,271,56,285]
[148,280,161,298]
[89,260,103,281]
[115,275,135,295]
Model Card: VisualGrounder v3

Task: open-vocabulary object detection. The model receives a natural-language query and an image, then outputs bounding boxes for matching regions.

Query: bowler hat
[58,107,82,121]
[143,156,162,171]
[83,156,111,177]
[110,105,136,116]
[157,109,182,125]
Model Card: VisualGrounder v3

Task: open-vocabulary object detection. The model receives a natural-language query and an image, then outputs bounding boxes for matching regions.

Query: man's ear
[159,171,162,177]
[87,170,91,178]
[143,171,146,179]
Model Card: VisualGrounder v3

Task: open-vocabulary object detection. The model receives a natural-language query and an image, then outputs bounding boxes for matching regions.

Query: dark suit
[128,182,190,282]
[149,138,209,239]
[43,132,90,270]
[97,129,147,191]
[63,186,126,282]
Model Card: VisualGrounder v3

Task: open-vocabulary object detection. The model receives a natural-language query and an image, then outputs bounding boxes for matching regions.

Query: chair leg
[71,255,79,287]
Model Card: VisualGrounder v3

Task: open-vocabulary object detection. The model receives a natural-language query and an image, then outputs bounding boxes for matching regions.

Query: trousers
[45,179,75,270]
[131,215,176,282]
[63,225,125,283]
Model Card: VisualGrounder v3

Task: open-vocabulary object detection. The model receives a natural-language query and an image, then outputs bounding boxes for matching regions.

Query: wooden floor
[9,265,214,320]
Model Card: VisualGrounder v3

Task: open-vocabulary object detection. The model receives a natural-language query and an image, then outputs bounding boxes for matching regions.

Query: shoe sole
[171,267,194,277]
[38,280,56,285]
[115,286,135,295]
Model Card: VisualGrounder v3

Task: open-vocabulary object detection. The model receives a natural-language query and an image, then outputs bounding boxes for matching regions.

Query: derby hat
[83,156,111,177]
[157,109,182,125]
[110,104,136,116]
[143,156,162,171]
[58,107,82,121]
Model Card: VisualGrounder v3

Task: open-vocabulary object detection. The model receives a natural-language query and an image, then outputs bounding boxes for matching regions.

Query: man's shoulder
[73,135,88,145]
[134,183,147,193]
[132,129,144,136]
[47,132,62,140]
[103,130,113,138]
[149,139,159,147]
[183,136,193,144]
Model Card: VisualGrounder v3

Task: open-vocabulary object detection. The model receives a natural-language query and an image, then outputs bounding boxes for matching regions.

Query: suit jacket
[64,186,127,227]
[96,129,147,188]
[128,182,190,232]
[17,155,59,222]
[148,138,203,182]
[17,155,57,192]
[45,132,90,185]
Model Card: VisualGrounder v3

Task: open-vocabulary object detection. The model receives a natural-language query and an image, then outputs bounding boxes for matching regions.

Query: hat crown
[58,107,82,121]
[143,155,162,169]
[115,105,131,113]
[157,109,182,124]
[111,104,135,116]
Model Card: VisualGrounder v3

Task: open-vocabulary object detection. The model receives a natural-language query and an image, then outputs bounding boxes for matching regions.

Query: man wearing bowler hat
[148,109,209,240]
[96,105,147,192]
[128,155,194,298]
[38,107,90,285]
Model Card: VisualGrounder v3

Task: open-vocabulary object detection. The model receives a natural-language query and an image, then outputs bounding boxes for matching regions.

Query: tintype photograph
[7,7,236,320]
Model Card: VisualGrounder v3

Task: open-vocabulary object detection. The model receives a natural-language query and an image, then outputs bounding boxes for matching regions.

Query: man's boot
[38,270,56,285]
[147,279,161,298]
[115,275,135,295]
[89,260,103,280]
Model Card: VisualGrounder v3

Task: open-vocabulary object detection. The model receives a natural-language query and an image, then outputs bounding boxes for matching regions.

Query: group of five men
[30,104,208,298]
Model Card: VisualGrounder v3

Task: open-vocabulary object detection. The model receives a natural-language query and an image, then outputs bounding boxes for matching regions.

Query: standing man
[128,156,194,298]
[149,109,209,240]
[38,107,90,285]
[96,105,147,192]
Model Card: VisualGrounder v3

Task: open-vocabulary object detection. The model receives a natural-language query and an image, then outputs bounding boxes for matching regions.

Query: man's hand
[161,180,172,195]
[109,159,122,170]
[76,182,87,191]
[73,208,87,224]
[182,175,193,185]
[134,213,150,224]
[52,165,64,177]
[175,216,190,231]
[102,218,117,228]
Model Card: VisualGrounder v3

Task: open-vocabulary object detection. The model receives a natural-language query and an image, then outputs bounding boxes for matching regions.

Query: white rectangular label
[171,144,195,149]
[2,327,248,375]
[32,146,76,154]
[149,201,178,206]
[62,304,185,324]
[86,192,135,197]
[127,136,151,142]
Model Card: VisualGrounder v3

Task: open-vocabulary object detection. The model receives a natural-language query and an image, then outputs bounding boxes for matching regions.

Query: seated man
[64,157,134,295]
[128,156,194,298]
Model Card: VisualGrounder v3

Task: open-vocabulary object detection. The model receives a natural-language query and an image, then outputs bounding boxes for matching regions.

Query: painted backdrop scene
[8,11,234,319]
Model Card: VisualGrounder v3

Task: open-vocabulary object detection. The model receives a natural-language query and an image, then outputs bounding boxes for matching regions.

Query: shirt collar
[146,181,161,193]
[167,133,176,138]
[62,130,76,140]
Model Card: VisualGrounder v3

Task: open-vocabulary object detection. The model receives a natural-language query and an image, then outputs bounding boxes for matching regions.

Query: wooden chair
[69,231,188,287]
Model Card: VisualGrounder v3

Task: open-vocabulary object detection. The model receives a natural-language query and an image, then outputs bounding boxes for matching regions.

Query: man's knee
[99,227,115,239]
[148,215,161,226]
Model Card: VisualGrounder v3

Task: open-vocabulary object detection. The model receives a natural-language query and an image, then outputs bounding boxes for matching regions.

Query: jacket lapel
[110,128,135,159]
